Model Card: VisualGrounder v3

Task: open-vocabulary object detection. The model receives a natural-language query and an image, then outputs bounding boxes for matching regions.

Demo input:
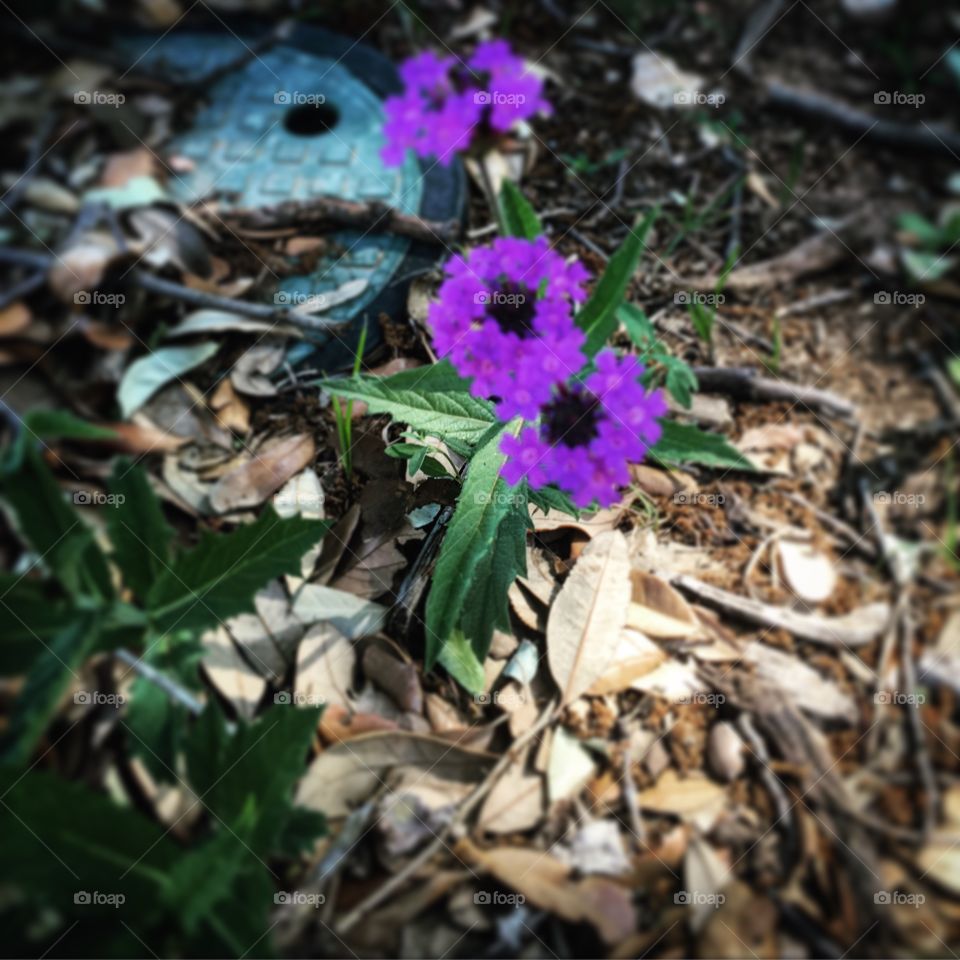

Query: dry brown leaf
[635,770,727,829]
[294,622,354,710]
[776,538,837,603]
[627,570,699,639]
[456,838,636,944]
[209,377,250,434]
[208,433,315,514]
[547,529,632,703]
[201,626,266,720]
[231,342,285,397]
[362,644,423,713]
[738,423,804,452]
[319,704,399,744]
[478,747,543,834]
[296,732,494,817]
[588,628,665,695]
[530,505,622,536]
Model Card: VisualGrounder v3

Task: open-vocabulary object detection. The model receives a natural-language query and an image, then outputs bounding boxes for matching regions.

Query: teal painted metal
[119,34,424,337]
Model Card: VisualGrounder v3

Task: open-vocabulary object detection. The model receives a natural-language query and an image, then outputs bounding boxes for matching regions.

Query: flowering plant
[382,41,551,166]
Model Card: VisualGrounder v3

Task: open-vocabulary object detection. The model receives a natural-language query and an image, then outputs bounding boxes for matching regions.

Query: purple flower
[382,41,550,166]
[500,352,667,508]
[427,237,590,420]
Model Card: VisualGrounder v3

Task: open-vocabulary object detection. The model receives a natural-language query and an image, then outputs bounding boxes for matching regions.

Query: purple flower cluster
[501,353,667,508]
[428,236,589,421]
[382,41,550,167]
[428,238,667,507]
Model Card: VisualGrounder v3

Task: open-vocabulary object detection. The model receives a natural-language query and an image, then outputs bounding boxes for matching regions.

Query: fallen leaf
[294,622,355,710]
[49,230,122,302]
[118,343,219,419]
[201,626,266,720]
[291,583,388,639]
[588,628,666,695]
[456,838,637,944]
[100,148,157,187]
[209,377,250,434]
[231,342,285,397]
[630,51,708,109]
[0,303,31,337]
[547,530,632,703]
[627,570,699,639]
[548,726,597,803]
[776,539,837,603]
[208,433,315,514]
[478,746,543,834]
[635,770,727,829]
[297,732,494,817]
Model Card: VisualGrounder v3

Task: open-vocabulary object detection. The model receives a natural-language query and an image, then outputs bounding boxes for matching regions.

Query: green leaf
[322,361,496,455]
[185,705,324,854]
[1,611,102,764]
[578,208,658,356]
[437,629,486,694]
[118,343,219,419]
[425,423,524,668]
[902,248,955,282]
[107,459,174,601]
[663,357,698,409]
[0,576,74,674]
[146,508,327,635]
[0,444,114,601]
[652,421,754,470]
[528,483,580,518]
[499,181,543,239]
[0,764,179,916]
[459,506,527,661]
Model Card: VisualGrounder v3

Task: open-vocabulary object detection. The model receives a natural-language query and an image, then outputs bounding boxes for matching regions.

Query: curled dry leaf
[296,731,494,817]
[456,838,637,945]
[362,644,423,714]
[776,539,837,603]
[628,569,700,639]
[231,342,285,397]
[208,433,315,514]
[547,529,632,703]
[49,230,122,302]
[209,377,250,435]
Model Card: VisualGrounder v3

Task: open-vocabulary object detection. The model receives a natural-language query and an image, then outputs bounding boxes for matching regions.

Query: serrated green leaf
[528,483,580,518]
[652,420,754,470]
[425,423,523,668]
[185,705,324,854]
[438,629,486,694]
[146,508,328,635]
[0,576,74,674]
[0,445,114,601]
[322,361,496,455]
[499,180,543,239]
[107,459,174,601]
[1,611,102,764]
[578,208,658,356]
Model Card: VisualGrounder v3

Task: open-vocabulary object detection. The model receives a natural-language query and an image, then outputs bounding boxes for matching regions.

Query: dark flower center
[486,282,536,337]
[544,384,601,447]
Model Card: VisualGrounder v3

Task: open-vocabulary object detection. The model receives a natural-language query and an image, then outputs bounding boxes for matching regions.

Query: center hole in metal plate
[284,102,340,136]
